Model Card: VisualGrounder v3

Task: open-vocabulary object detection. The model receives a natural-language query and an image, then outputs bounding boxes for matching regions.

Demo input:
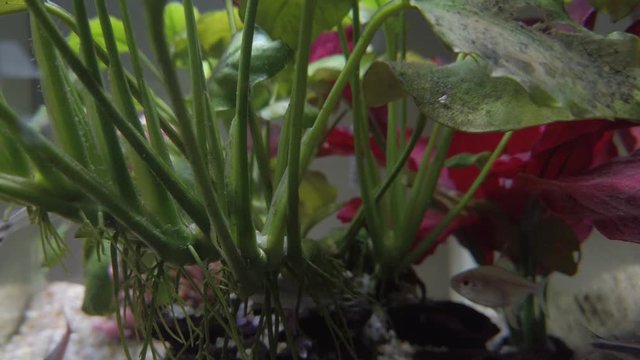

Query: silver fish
[450,265,544,308]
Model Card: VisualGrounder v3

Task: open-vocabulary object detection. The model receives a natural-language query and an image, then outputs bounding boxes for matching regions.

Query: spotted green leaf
[412,0,640,122]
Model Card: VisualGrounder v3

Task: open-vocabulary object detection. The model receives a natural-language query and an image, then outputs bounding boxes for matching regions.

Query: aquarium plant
[0,0,639,358]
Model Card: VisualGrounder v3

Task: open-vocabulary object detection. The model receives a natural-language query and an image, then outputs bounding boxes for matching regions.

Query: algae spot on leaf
[411,0,640,123]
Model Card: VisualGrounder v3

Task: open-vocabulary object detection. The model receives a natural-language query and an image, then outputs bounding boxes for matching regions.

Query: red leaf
[519,154,640,243]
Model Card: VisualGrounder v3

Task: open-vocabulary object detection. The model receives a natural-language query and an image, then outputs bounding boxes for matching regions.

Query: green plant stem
[0,101,198,264]
[224,0,238,33]
[0,174,82,220]
[30,20,88,168]
[143,1,259,292]
[284,0,317,264]
[183,1,226,198]
[265,1,412,264]
[25,0,210,234]
[339,114,428,253]
[73,0,140,210]
[248,111,272,204]
[96,0,182,230]
[404,131,513,265]
[117,0,171,165]
[231,0,260,262]
[39,2,185,157]
[395,123,450,263]
[349,1,386,262]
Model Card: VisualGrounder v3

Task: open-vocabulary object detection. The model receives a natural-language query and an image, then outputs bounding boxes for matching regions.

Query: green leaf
[67,16,129,54]
[386,59,574,131]
[197,9,243,57]
[362,59,410,106]
[163,2,200,53]
[412,0,640,122]
[299,171,337,230]
[445,152,490,169]
[211,27,291,110]
[241,0,351,49]
[0,0,25,15]
[590,0,640,21]
[308,53,377,86]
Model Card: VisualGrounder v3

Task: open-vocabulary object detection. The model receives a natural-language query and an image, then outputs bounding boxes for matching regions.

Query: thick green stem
[396,123,451,260]
[96,0,182,229]
[230,0,260,261]
[30,20,88,168]
[405,131,513,265]
[117,0,171,165]
[26,0,210,234]
[73,0,140,211]
[349,2,386,262]
[0,101,196,264]
[0,174,82,220]
[265,2,413,262]
[143,1,259,292]
[283,0,317,264]
[339,114,428,253]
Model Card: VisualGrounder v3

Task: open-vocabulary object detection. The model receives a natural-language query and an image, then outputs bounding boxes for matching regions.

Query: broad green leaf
[0,0,24,15]
[241,0,351,49]
[385,59,573,131]
[412,0,640,122]
[445,152,490,168]
[308,53,377,85]
[67,16,129,54]
[197,9,243,57]
[362,60,410,106]
[590,0,640,21]
[211,28,291,110]
[164,2,200,52]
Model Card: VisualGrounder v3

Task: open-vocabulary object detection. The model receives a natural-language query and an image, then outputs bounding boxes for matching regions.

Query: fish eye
[462,279,470,286]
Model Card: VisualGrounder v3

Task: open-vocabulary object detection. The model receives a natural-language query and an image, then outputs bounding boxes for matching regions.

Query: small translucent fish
[450,265,544,308]
[45,320,72,360]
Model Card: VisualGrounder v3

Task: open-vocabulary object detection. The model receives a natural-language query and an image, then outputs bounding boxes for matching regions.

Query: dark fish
[44,321,72,360]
